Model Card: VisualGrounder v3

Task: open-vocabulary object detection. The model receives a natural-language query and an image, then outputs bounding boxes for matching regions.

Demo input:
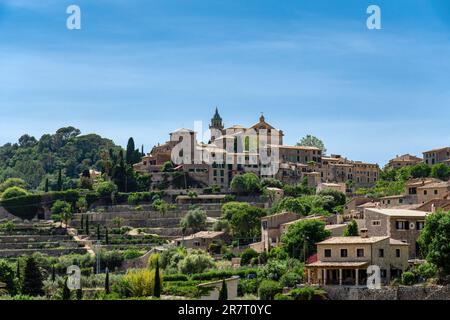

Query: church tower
[209,107,224,141]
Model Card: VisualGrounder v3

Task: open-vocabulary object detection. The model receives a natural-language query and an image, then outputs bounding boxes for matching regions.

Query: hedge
[1,194,43,220]
[190,268,258,281]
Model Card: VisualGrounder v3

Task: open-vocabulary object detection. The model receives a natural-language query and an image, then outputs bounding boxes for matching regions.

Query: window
[424,190,427,195]
[340,249,348,257]
[356,249,364,257]
[324,249,331,257]
[380,269,387,278]
[434,190,438,195]
[262,221,268,230]
[395,220,409,230]
[416,221,425,230]
[378,249,384,257]
[396,249,401,258]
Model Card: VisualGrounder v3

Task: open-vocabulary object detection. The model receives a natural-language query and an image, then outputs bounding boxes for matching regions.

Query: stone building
[306,231,409,286]
[173,231,227,251]
[363,208,429,259]
[133,109,380,190]
[387,154,423,169]
[423,147,450,165]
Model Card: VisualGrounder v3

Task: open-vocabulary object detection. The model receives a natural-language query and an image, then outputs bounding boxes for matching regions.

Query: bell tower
[209,107,224,141]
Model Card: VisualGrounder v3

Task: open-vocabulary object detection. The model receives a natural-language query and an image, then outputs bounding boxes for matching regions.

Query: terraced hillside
[0,221,87,258]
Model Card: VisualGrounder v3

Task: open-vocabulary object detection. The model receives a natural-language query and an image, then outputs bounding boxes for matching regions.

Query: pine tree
[22,257,44,296]
[57,168,63,191]
[154,260,161,298]
[44,178,49,193]
[218,279,228,300]
[62,277,71,300]
[105,268,110,294]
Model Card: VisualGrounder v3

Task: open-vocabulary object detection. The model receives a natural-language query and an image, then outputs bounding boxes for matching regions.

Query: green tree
[44,178,49,192]
[154,260,161,298]
[22,256,44,296]
[62,277,71,300]
[177,250,215,274]
[344,220,359,236]
[258,280,282,300]
[161,161,174,173]
[51,200,73,228]
[272,197,306,215]
[1,186,28,200]
[221,202,266,238]
[97,224,101,240]
[317,188,346,210]
[296,135,327,154]
[105,268,110,294]
[0,260,16,295]
[281,220,331,259]
[126,137,137,165]
[218,279,228,300]
[410,163,431,179]
[418,210,450,276]
[57,168,63,191]
[431,163,450,181]
[95,181,118,204]
[230,173,261,195]
[0,178,27,193]
[180,208,207,233]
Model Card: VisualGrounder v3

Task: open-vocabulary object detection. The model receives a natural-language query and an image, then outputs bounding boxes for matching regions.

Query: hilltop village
[0,109,449,300]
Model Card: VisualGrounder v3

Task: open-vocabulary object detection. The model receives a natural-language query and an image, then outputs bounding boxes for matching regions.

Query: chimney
[360,228,369,238]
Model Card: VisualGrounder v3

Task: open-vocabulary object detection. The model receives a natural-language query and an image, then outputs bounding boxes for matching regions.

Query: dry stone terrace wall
[324,285,450,300]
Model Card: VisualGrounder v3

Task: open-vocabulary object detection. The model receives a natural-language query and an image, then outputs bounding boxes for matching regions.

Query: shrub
[401,272,416,286]
[289,287,323,300]
[413,262,438,280]
[163,274,189,282]
[258,280,282,300]
[122,249,144,260]
[1,186,28,200]
[1,194,42,220]
[279,272,301,288]
[178,251,215,274]
[238,279,258,296]
[240,248,259,266]
[124,269,162,297]
[257,259,288,281]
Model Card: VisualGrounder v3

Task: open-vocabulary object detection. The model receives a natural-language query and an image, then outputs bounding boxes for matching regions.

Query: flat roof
[318,236,390,245]
[365,208,429,217]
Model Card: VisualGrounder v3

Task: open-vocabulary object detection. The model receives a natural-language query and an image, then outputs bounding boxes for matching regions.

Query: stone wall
[324,285,450,300]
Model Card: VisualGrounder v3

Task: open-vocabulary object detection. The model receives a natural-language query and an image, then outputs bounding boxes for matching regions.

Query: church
[133,109,380,191]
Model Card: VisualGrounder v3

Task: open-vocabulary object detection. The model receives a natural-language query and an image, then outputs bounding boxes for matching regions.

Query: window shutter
[405,221,409,230]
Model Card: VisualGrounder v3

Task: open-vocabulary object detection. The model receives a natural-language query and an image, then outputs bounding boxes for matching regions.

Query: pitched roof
[390,154,422,162]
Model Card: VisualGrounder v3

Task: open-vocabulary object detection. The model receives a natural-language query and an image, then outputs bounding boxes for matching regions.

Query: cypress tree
[105,268,110,294]
[62,277,71,300]
[85,215,90,235]
[51,264,56,282]
[22,257,44,296]
[76,287,83,300]
[154,260,161,298]
[57,168,63,191]
[218,279,228,300]
[96,224,101,240]
[44,178,49,193]
[141,144,144,156]
[105,227,109,245]
[126,137,136,165]
[80,214,84,234]
[16,260,20,282]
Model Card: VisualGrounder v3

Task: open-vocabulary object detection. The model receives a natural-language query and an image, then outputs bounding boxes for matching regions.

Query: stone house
[363,208,429,259]
[423,147,450,165]
[173,231,227,251]
[306,231,409,286]
[387,154,423,169]
[417,181,450,204]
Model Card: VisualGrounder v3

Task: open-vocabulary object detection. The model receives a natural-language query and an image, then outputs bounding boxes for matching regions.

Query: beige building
[417,181,450,204]
[423,147,450,165]
[387,154,423,169]
[134,109,380,190]
[363,208,429,259]
[306,232,409,286]
[173,231,227,251]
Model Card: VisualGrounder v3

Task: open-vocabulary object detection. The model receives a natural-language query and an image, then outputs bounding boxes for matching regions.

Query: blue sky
[0,0,450,165]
